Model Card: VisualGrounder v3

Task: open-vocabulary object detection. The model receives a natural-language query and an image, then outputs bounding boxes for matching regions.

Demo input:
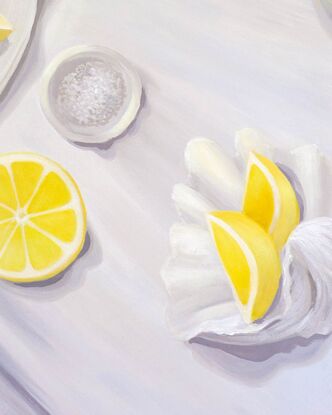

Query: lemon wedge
[0,153,86,282]
[243,152,300,250]
[0,15,13,42]
[208,211,281,323]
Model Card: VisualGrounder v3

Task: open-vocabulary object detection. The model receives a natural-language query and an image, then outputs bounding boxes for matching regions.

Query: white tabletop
[0,0,332,414]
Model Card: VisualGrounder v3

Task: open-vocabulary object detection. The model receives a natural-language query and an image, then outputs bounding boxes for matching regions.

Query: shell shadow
[277,163,305,221]
[0,39,9,57]
[312,0,332,39]
[9,226,103,301]
[188,333,331,385]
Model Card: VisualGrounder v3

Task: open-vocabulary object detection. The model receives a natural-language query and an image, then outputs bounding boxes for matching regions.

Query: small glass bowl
[39,45,142,144]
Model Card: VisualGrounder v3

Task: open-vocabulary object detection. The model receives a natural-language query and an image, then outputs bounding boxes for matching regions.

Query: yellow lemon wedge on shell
[243,152,300,251]
[0,153,86,282]
[0,15,13,42]
[208,211,281,323]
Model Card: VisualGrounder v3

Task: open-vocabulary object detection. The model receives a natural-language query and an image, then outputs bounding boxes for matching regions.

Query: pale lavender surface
[0,0,332,414]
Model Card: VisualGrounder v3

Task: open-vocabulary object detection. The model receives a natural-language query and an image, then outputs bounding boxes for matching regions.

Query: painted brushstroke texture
[163,138,332,345]
[0,0,332,414]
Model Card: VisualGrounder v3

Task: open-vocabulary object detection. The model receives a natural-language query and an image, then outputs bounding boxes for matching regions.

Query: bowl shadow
[71,88,147,156]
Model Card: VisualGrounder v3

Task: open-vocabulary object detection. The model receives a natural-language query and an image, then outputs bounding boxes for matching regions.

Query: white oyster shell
[161,130,332,345]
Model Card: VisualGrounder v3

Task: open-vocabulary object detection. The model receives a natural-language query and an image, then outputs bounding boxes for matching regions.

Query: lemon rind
[0,152,86,282]
[207,214,258,324]
[243,152,281,234]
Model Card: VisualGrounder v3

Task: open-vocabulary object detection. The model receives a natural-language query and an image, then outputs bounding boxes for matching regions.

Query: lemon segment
[0,15,13,42]
[243,163,274,230]
[28,172,72,214]
[209,218,251,305]
[0,221,16,250]
[12,161,43,207]
[0,206,13,221]
[208,211,281,323]
[0,153,86,282]
[0,227,26,272]
[0,165,17,209]
[243,152,300,250]
[24,225,63,271]
[30,209,77,243]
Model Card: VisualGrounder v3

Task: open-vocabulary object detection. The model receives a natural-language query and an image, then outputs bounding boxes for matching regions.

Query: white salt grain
[56,61,126,127]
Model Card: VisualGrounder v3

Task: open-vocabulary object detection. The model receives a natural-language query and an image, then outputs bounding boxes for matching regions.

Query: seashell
[235,127,274,163]
[161,130,332,346]
[0,0,37,96]
[319,0,332,20]
[290,145,324,219]
[172,183,216,225]
[185,138,243,209]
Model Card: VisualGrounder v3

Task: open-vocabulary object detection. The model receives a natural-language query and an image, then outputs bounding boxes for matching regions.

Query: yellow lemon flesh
[243,152,300,251]
[0,153,86,282]
[208,211,281,323]
[0,15,13,42]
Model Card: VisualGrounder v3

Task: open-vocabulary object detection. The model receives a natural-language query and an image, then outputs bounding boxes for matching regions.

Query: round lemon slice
[0,153,86,282]
[208,211,281,323]
[243,152,300,251]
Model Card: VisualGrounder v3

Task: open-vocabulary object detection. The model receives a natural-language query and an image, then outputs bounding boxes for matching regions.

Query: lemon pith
[243,152,300,250]
[208,211,281,323]
[0,153,86,282]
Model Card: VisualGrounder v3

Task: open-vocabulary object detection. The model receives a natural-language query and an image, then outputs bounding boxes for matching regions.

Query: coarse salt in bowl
[40,45,142,144]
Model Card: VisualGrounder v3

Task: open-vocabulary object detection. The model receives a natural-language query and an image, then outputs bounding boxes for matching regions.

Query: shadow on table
[0,360,51,415]
[10,225,103,300]
[188,333,331,385]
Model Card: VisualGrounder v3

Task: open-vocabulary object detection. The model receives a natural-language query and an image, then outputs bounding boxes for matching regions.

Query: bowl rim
[39,44,142,144]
